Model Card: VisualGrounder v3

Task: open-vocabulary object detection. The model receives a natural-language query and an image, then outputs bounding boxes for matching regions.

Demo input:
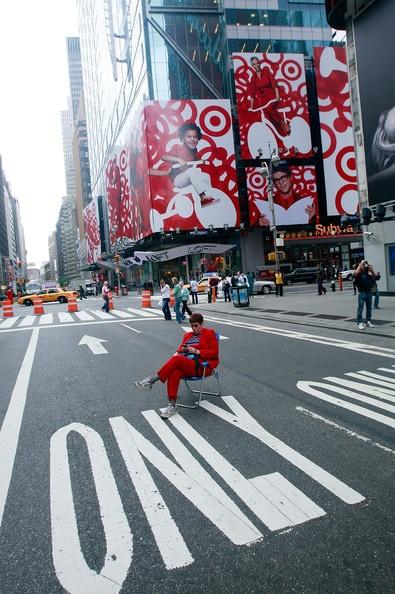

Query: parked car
[85,284,97,296]
[252,280,275,294]
[185,276,221,294]
[18,288,78,306]
[340,269,354,281]
[283,267,317,285]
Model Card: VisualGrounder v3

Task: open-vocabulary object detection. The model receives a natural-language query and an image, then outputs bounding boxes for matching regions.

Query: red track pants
[157,354,212,401]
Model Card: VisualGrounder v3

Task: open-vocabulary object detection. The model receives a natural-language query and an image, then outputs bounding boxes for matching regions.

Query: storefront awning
[123,243,236,267]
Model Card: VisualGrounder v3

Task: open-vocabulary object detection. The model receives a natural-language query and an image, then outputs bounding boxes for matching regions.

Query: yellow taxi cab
[184,276,221,294]
[18,288,78,306]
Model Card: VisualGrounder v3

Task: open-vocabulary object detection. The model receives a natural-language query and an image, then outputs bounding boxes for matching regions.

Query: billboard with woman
[232,53,312,160]
[83,198,101,264]
[145,100,240,232]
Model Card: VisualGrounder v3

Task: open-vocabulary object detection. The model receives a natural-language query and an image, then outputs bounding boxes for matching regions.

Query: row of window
[228,38,331,57]
[225,8,328,29]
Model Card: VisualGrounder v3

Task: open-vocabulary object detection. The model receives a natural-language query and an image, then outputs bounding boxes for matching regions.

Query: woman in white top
[190,278,199,304]
[101,281,110,312]
[160,278,172,320]
[180,281,192,318]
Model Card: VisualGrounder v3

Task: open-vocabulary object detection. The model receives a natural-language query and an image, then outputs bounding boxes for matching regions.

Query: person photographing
[354,260,376,330]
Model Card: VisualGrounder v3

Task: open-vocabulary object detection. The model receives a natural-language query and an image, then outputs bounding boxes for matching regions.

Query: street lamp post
[260,147,281,274]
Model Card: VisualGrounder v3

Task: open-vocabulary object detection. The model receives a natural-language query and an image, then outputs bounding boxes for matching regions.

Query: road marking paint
[0,317,162,334]
[297,381,395,429]
[142,307,162,316]
[38,313,53,325]
[323,376,395,403]
[200,396,364,505]
[251,472,326,523]
[320,378,395,413]
[110,310,135,319]
[78,335,108,355]
[151,411,293,531]
[50,423,133,593]
[0,316,19,328]
[18,315,36,327]
[75,310,95,321]
[110,416,262,547]
[347,370,395,386]
[377,366,395,374]
[58,312,74,323]
[296,406,395,455]
[91,310,114,320]
[0,328,39,530]
[121,324,141,334]
[126,307,157,317]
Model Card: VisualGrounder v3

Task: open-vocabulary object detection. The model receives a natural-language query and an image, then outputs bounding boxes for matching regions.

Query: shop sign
[283,224,360,240]
[123,244,235,267]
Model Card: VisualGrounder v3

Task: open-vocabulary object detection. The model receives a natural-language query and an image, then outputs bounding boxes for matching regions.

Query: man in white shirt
[190,278,199,304]
[160,278,171,320]
[237,272,248,287]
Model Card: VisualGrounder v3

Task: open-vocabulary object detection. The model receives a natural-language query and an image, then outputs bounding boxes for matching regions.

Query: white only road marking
[109,310,134,319]
[199,396,364,505]
[38,313,53,325]
[18,315,36,327]
[50,423,133,594]
[110,416,262,548]
[126,307,157,317]
[91,310,114,320]
[204,315,395,359]
[181,326,229,340]
[75,310,95,321]
[159,411,325,529]
[0,316,163,334]
[78,335,108,355]
[0,328,39,530]
[58,312,74,323]
[142,307,163,316]
[121,324,141,334]
[296,407,395,455]
[0,316,19,328]
[297,381,395,429]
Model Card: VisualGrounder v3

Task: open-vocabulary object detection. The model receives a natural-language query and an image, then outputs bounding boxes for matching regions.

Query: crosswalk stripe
[126,307,157,317]
[110,310,135,319]
[0,317,19,328]
[18,315,36,327]
[58,312,74,323]
[75,311,95,321]
[91,310,114,320]
[39,314,53,325]
[142,308,162,316]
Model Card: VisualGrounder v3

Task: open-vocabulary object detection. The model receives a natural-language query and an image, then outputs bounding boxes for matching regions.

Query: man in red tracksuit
[135,312,219,419]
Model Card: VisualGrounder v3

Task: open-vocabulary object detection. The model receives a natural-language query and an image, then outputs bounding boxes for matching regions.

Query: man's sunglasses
[273,174,289,184]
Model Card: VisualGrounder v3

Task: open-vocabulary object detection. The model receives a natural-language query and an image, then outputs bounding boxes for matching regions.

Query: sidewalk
[194,288,395,339]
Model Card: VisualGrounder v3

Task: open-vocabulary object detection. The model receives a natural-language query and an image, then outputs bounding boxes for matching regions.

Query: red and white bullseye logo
[281,59,302,81]
[200,105,231,137]
[248,170,265,190]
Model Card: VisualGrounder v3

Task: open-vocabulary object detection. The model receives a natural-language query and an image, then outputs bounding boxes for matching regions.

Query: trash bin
[231,285,250,308]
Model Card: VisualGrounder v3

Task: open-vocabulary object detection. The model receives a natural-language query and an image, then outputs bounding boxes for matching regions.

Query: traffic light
[361,207,372,226]
[374,204,386,222]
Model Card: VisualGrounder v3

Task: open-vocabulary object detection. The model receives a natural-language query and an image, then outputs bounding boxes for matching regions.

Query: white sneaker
[160,402,178,419]
[366,321,375,328]
[358,322,365,330]
[134,377,152,390]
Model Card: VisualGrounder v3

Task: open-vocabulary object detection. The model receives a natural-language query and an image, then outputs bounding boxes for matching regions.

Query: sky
[0,1,79,266]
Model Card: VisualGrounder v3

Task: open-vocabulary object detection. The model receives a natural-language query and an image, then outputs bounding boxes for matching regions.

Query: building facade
[55,196,79,283]
[76,0,359,284]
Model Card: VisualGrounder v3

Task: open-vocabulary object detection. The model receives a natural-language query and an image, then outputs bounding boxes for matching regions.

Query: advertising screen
[314,46,358,215]
[232,53,312,160]
[354,0,395,206]
[246,164,318,227]
[145,100,240,232]
[83,198,101,264]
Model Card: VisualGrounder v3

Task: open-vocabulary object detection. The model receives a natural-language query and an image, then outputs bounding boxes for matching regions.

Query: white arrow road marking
[181,326,229,340]
[78,335,108,354]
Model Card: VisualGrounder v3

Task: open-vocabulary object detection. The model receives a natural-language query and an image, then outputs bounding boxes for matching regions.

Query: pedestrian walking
[79,285,87,300]
[223,276,231,302]
[172,277,183,323]
[275,271,284,297]
[373,271,381,309]
[247,271,254,298]
[354,260,376,329]
[5,286,14,303]
[160,278,171,320]
[190,277,199,304]
[352,264,357,295]
[317,265,327,295]
[209,276,219,301]
[180,281,192,318]
[134,313,219,418]
[329,266,337,292]
[101,281,110,312]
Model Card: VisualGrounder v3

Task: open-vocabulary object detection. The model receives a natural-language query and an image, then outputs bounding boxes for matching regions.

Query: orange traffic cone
[2,300,13,318]
[141,290,152,308]
[169,289,175,308]
[109,292,114,310]
[67,294,78,313]
[33,297,44,315]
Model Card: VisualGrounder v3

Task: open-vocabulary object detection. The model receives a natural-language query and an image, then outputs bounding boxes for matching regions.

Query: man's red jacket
[177,327,219,370]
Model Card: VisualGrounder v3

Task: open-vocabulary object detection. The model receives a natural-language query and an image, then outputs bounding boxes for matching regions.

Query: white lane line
[0,317,163,334]
[0,317,19,328]
[347,370,395,385]
[110,310,135,319]
[91,310,114,320]
[18,315,36,327]
[126,307,157,317]
[58,312,74,323]
[0,328,40,529]
[296,406,395,455]
[121,324,141,334]
[75,310,94,321]
[204,315,395,359]
[38,314,53,325]
[142,308,162,316]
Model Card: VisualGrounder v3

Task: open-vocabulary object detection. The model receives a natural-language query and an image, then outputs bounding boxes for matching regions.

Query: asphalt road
[0,297,394,594]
